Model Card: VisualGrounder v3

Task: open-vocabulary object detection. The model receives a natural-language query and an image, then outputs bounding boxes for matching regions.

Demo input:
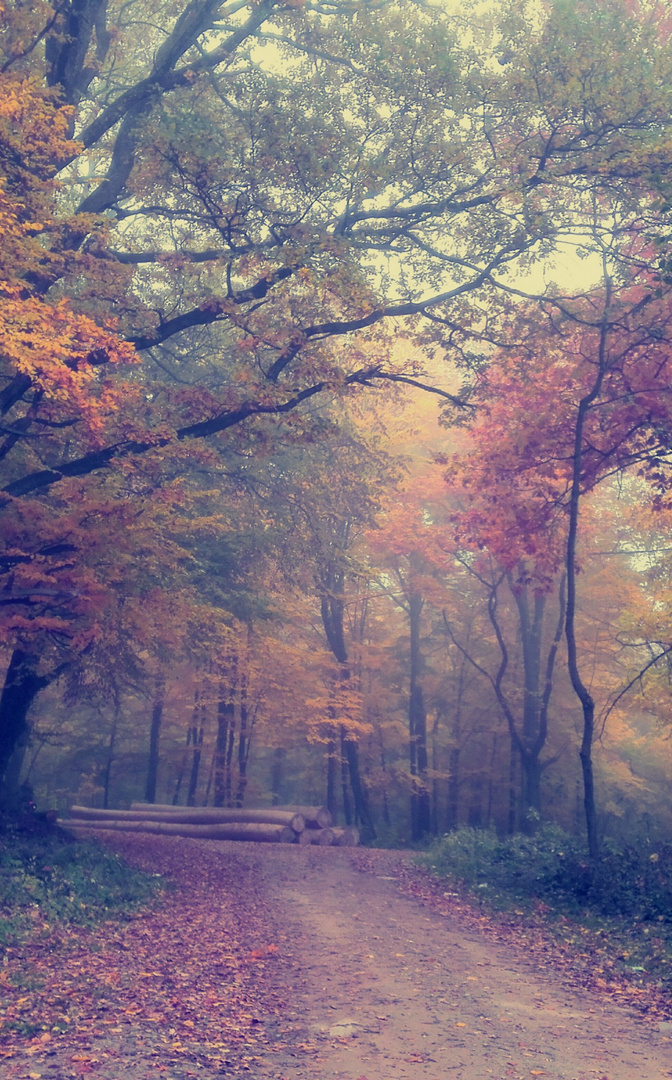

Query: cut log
[276,804,332,829]
[331,826,360,846]
[298,827,335,846]
[74,805,305,832]
[60,818,297,843]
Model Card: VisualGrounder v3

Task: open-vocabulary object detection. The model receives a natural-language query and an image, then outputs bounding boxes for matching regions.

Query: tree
[4,0,672,794]
[368,473,456,840]
[443,261,672,853]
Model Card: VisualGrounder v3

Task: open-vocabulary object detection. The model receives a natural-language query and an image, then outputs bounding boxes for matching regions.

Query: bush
[421,825,672,921]
[0,822,162,949]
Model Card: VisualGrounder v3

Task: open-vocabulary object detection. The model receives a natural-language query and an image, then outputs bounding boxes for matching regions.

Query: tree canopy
[4,0,672,850]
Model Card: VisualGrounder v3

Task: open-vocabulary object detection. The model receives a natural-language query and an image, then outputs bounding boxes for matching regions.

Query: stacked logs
[59,803,359,846]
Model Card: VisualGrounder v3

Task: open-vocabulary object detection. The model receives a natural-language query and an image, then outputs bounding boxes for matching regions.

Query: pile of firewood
[59,803,359,846]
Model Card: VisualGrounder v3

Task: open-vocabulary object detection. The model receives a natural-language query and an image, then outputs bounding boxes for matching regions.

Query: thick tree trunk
[0,649,61,799]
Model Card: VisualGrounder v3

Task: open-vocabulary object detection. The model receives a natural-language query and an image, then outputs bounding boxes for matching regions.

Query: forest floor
[1,834,672,1080]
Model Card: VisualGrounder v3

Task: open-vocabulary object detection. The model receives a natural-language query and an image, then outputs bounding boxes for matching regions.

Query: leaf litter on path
[2,836,672,1080]
[0,833,292,1078]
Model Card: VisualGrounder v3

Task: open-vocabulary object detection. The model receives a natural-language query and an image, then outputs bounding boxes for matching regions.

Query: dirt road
[2,836,672,1080]
[251,844,672,1080]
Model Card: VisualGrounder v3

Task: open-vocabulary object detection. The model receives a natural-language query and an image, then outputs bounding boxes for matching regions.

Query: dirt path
[2,836,672,1080]
[249,844,672,1080]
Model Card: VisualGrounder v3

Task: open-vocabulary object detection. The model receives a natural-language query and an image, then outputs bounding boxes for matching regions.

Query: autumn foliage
[1,0,672,864]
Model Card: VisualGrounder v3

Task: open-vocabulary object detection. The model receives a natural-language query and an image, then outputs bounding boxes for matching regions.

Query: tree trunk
[144,674,164,804]
[320,584,375,839]
[409,589,431,841]
[214,655,236,807]
[326,727,337,820]
[0,649,63,800]
[512,584,545,829]
[235,660,249,807]
[378,725,391,828]
[340,725,353,825]
[508,738,517,835]
[270,746,285,806]
[566,395,603,858]
[172,716,191,806]
[431,710,441,835]
[102,692,120,809]
[187,688,205,807]
[447,661,466,831]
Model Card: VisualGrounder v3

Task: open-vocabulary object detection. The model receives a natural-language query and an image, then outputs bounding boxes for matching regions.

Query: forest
[3,0,672,861]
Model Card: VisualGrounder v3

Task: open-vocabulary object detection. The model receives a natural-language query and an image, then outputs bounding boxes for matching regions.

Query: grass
[0,818,163,952]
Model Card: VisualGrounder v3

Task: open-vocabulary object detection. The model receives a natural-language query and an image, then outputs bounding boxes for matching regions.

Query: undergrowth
[419,824,672,990]
[0,821,163,952]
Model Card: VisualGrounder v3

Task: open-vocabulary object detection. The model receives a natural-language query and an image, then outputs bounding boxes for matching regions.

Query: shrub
[421,825,672,921]
[0,823,162,949]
